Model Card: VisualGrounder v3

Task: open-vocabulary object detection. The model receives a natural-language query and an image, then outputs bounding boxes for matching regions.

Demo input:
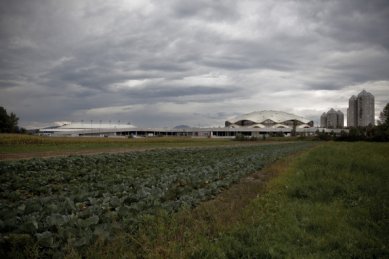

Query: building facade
[347,95,358,127]
[347,90,375,127]
[320,112,327,127]
[337,110,344,128]
[225,110,314,129]
[321,109,344,129]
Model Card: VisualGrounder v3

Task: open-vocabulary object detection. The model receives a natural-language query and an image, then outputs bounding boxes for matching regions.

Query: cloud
[0,0,388,128]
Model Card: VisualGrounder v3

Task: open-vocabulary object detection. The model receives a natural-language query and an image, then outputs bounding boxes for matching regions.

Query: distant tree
[378,103,389,126]
[0,106,19,133]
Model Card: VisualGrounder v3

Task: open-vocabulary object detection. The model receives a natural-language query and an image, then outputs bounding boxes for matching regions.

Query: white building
[225,110,314,129]
[347,90,375,127]
[320,109,344,129]
[39,121,136,136]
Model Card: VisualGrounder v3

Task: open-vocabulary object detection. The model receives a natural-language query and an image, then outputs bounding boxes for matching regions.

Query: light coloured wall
[347,96,357,127]
[357,93,375,126]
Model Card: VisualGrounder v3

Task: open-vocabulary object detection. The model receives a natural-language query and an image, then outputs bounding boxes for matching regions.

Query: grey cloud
[1,0,389,127]
[122,85,236,100]
[307,0,389,49]
[138,60,191,72]
[171,0,238,21]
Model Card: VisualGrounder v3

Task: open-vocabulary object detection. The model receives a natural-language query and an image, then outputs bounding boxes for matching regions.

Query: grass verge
[193,142,389,258]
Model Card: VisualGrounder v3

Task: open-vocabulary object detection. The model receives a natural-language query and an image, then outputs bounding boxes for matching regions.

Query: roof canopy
[226,110,311,125]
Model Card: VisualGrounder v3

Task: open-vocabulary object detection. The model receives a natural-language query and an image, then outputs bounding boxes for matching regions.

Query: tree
[378,103,389,126]
[0,106,19,133]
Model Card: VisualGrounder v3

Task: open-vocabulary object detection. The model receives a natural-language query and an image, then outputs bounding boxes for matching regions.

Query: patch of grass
[193,142,389,258]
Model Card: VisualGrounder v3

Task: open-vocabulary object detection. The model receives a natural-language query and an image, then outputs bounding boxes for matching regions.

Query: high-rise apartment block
[347,90,375,127]
[321,108,344,128]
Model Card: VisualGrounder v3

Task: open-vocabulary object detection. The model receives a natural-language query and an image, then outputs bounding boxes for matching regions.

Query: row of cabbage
[0,142,312,256]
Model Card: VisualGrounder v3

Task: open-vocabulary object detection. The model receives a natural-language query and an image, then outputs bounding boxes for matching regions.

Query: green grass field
[190,142,388,258]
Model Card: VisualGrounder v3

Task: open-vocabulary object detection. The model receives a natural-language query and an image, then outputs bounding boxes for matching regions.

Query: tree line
[0,106,24,133]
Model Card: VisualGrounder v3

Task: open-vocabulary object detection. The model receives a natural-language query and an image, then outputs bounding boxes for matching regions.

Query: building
[39,111,345,138]
[347,90,375,127]
[320,109,344,129]
[337,110,344,128]
[347,95,358,127]
[320,112,327,127]
[357,90,375,126]
[225,110,314,129]
[39,121,136,136]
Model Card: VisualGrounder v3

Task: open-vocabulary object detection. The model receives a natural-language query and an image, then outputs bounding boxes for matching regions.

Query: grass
[191,142,389,258]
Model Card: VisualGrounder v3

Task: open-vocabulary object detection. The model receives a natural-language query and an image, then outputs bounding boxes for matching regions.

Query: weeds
[194,142,389,258]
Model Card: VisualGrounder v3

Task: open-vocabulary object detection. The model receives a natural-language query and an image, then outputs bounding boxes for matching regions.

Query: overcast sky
[1,0,388,128]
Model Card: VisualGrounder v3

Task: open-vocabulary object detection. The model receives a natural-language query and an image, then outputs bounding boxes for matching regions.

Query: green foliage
[193,142,389,258]
[0,106,19,133]
[334,126,389,142]
[0,142,312,257]
[378,102,389,126]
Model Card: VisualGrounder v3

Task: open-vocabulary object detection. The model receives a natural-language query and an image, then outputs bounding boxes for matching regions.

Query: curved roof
[58,122,136,129]
[327,108,337,114]
[226,110,311,124]
[358,89,373,97]
[40,122,136,133]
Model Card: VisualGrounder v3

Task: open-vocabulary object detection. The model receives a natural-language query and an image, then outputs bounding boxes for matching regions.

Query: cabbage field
[0,142,312,256]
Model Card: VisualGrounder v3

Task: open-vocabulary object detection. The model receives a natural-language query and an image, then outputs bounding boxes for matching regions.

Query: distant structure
[225,110,313,129]
[39,121,136,135]
[320,109,344,128]
[347,90,375,127]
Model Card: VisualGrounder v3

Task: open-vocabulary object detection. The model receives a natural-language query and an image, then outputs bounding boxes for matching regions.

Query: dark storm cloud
[0,0,388,127]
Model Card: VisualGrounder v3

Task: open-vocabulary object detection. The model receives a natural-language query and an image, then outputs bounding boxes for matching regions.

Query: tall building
[347,95,357,127]
[320,112,327,127]
[327,109,338,128]
[337,110,344,128]
[347,90,375,127]
[320,109,344,128]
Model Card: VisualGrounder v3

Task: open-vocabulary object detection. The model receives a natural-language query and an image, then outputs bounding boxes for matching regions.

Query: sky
[1,0,388,128]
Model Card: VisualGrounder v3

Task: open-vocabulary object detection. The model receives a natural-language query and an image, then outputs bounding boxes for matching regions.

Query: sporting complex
[38,110,342,137]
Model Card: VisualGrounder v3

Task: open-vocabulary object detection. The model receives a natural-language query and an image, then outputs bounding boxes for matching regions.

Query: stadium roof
[226,110,311,125]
